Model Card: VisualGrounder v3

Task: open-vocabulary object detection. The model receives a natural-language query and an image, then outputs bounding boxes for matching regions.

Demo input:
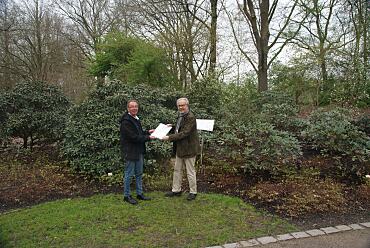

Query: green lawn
[0,192,297,248]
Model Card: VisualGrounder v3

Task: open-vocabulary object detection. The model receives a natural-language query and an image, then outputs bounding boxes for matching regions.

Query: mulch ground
[0,147,369,231]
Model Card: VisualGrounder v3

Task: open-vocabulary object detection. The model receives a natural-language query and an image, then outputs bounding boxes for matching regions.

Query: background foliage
[0,81,71,148]
[89,33,175,87]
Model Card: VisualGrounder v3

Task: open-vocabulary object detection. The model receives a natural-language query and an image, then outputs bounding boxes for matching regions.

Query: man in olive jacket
[162,98,200,201]
[120,99,154,205]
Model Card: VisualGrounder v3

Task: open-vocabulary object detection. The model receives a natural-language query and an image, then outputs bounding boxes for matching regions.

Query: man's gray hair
[127,99,138,108]
[177,97,189,106]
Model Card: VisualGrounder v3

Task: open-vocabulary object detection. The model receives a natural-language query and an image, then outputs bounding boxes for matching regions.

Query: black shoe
[124,196,138,205]
[137,194,151,200]
[165,191,182,197]
[187,193,197,201]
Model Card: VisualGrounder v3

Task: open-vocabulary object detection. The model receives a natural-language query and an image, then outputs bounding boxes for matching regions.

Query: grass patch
[0,192,297,248]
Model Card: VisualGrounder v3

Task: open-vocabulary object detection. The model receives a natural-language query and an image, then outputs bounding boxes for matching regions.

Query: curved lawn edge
[0,192,297,248]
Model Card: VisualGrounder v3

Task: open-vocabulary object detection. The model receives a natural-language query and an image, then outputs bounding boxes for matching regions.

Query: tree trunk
[23,136,28,149]
[320,58,328,82]
[257,62,268,92]
[208,0,218,76]
[257,0,269,92]
[363,4,368,82]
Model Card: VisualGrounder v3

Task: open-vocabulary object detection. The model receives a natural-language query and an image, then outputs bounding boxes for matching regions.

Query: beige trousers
[172,156,197,194]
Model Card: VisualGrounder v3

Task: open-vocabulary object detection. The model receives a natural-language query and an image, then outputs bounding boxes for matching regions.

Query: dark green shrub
[302,108,370,180]
[62,80,180,176]
[209,120,302,177]
[187,77,224,119]
[354,113,370,136]
[252,91,307,135]
[0,81,71,148]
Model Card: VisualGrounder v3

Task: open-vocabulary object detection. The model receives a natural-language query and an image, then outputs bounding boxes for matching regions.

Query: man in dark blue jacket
[120,99,155,205]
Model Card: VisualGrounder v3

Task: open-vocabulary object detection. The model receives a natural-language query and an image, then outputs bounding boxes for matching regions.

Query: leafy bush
[187,77,224,119]
[252,91,308,135]
[354,113,370,136]
[0,81,71,148]
[209,120,302,177]
[302,108,370,180]
[62,80,181,176]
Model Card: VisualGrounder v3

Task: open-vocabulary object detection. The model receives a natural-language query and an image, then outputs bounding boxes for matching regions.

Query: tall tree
[125,0,210,89]
[184,0,221,76]
[0,0,19,89]
[55,0,120,60]
[3,0,67,82]
[226,0,302,92]
[292,0,352,104]
[346,0,368,82]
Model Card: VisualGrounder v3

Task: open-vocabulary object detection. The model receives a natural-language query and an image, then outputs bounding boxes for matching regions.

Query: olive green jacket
[168,111,200,158]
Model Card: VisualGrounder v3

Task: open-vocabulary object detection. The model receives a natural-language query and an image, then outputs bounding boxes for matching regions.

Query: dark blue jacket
[120,112,150,161]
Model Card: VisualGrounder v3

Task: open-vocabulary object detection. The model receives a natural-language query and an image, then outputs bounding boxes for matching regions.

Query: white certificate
[151,123,172,139]
[196,119,215,131]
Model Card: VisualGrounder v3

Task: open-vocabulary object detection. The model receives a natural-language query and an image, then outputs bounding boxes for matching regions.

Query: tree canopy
[89,33,175,87]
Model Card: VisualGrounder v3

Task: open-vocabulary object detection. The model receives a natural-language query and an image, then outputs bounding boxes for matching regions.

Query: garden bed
[0,147,369,231]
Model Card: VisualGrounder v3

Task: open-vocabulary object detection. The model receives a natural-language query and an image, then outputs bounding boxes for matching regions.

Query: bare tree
[0,0,20,89]
[291,0,354,104]
[345,0,368,82]
[55,0,119,60]
[225,0,302,92]
[1,0,66,82]
[295,0,350,82]
[183,0,222,76]
[127,0,210,89]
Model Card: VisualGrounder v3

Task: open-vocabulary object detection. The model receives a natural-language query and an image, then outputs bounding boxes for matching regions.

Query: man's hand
[149,135,156,140]
[148,129,155,134]
[161,136,169,141]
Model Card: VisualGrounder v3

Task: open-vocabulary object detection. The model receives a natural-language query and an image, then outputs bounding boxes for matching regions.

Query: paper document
[196,119,215,131]
[152,123,172,139]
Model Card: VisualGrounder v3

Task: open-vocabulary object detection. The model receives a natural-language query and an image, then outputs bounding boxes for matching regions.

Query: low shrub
[251,91,307,135]
[302,107,370,180]
[354,113,370,136]
[0,81,71,149]
[209,120,302,178]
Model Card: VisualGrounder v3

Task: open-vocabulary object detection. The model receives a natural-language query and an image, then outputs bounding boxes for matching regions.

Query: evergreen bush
[209,120,302,177]
[302,108,370,180]
[62,80,180,176]
[0,81,71,148]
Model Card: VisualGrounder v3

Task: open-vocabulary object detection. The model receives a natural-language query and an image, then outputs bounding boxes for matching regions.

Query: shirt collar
[129,113,139,120]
